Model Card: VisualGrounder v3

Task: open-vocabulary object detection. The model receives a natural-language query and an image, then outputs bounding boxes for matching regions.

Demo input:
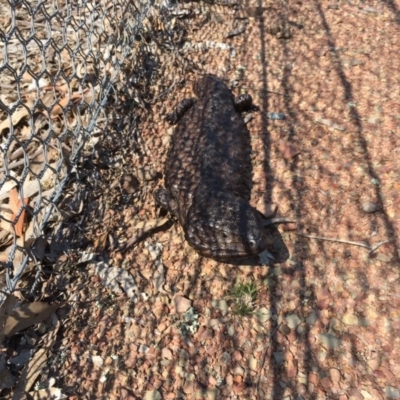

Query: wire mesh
[0,0,152,300]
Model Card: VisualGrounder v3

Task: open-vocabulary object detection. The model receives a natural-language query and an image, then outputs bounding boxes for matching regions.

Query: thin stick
[263,217,296,226]
[267,89,287,96]
[256,322,282,398]
[295,233,393,254]
[369,240,394,253]
[0,148,43,173]
[295,233,369,248]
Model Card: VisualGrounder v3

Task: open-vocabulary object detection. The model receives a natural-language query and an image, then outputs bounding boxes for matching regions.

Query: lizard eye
[248,239,257,249]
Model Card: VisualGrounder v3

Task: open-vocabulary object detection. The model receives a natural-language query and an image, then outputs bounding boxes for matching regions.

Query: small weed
[177,307,200,336]
[230,280,258,316]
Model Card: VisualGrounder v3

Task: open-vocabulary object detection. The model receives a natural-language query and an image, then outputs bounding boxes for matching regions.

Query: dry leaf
[0,369,16,390]
[4,301,60,337]
[93,232,109,252]
[9,188,29,237]
[0,205,13,233]
[123,217,169,249]
[0,352,17,390]
[153,262,166,293]
[0,293,18,345]
[28,151,45,176]
[0,171,18,199]
[44,90,93,116]
[91,261,138,301]
[25,236,48,261]
[279,141,301,160]
[315,117,345,131]
[12,316,60,399]
[173,295,192,313]
[0,107,30,135]
[0,230,12,247]
[21,71,34,82]
[31,387,65,399]
[0,251,9,263]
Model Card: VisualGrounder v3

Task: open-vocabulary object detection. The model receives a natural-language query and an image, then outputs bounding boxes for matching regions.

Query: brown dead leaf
[315,117,345,131]
[122,217,169,249]
[91,261,139,300]
[93,231,109,252]
[19,125,32,139]
[28,151,45,176]
[0,107,30,135]
[0,293,18,345]
[22,71,34,82]
[287,358,298,379]
[12,316,60,399]
[279,141,301,160]
[0,205,13,232]
[9,188,29,237]
[0,178,17,200]
[0,371,16,391]
[25,236,48,261]
[320,376,332,390]
[30,387,64,400]
[56,78,78,94]
[0,230,12,247]
[173,295,191,313]
[0,352,17,390]
[0,251,9,263]
[13,238,27,276]
[45,90,93,116]
[4,301,60,337]
[316,286,330,301]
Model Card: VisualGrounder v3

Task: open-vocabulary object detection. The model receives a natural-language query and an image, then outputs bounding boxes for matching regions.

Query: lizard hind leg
[165,98,196,124]
[153,188,178,217]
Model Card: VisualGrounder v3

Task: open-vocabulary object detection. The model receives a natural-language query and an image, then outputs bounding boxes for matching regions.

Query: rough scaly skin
[155,75,269,261]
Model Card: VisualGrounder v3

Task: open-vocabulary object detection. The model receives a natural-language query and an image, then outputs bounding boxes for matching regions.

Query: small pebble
[296,323,307,335]
[362,202,378,213]
[386,386,400,399]
[255,307,271,324]
[306,310,318,325]
[211,299,228,316]
[121,174,140,193]
[342,312,358,326]
[319,333,342,350]
[286,313,302,329]
[268,112,286,120]
[249,355,258,371]
[144,390,162,400]
[273,351,285,365]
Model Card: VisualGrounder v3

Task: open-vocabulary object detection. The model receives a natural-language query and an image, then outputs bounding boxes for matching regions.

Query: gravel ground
[35,1,400,399]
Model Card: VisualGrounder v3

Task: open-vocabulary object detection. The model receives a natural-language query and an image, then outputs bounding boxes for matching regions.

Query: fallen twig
[263,217,296,226]
[266,89,287,96]
[256,321,282,399]
[295,233,393,254]
[0,148,43,173]
[120,217,169,251]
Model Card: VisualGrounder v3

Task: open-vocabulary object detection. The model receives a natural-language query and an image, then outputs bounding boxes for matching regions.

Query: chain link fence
[0,0,153,301]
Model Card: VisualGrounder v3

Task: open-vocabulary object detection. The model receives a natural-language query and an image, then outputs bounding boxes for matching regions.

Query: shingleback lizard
[154,75,270,261]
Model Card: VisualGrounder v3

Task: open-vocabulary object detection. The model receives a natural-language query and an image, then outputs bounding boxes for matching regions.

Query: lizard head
[184,192,269,261]
[193,75,232,101]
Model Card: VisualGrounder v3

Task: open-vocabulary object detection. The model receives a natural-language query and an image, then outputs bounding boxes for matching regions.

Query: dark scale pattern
[155,75,269,261]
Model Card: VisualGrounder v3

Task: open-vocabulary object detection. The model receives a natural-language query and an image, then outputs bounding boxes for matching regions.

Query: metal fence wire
[0,0,152,299]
